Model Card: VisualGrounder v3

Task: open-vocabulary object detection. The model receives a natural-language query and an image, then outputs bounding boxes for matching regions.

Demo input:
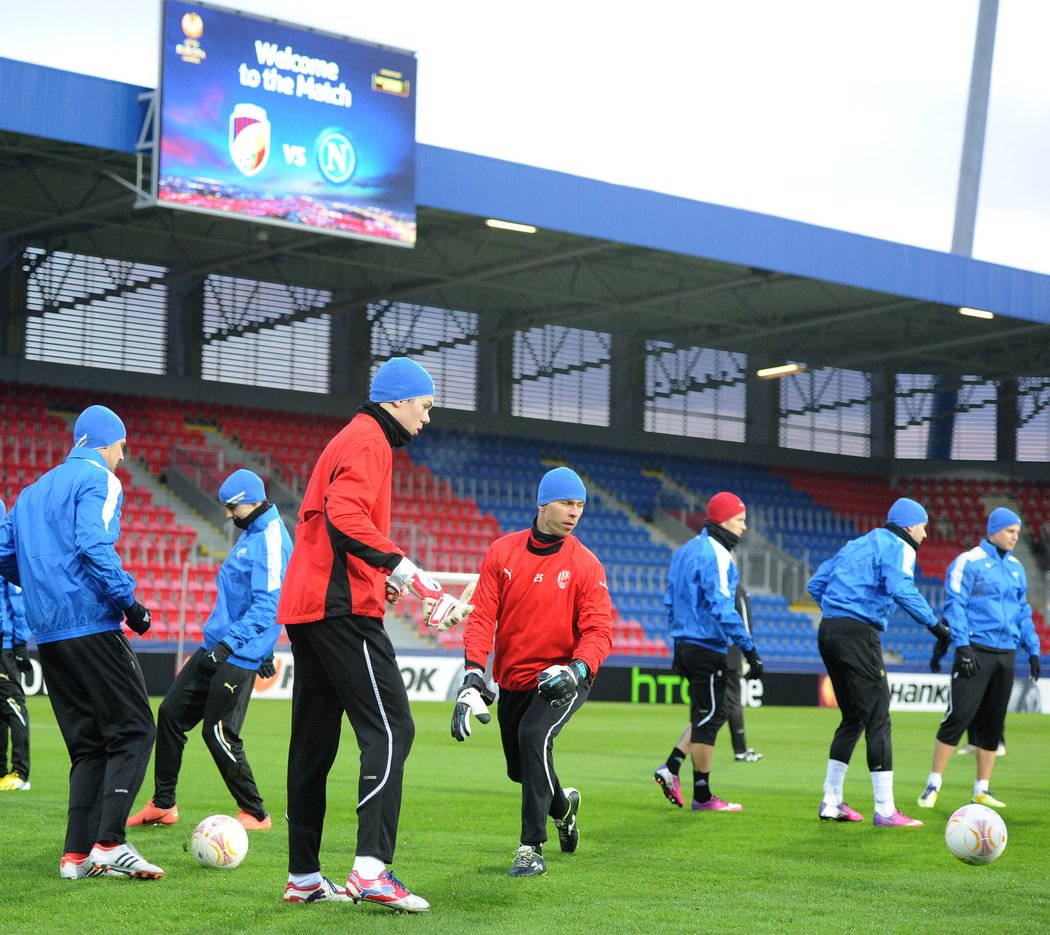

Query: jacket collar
[66,446,110,471]
[357,401,413,449]
[246,502,280,533]
[979,538,1010,560]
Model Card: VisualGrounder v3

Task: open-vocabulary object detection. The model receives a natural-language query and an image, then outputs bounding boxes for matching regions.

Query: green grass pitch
[2,696,1047,934]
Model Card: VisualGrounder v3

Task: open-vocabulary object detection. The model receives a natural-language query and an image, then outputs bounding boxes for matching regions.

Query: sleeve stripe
[713,542,731,597]
[101,466,122,532]
[263,519,283,592]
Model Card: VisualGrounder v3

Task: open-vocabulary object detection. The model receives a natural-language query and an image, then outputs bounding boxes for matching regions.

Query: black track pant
[38,630,156,852]
[152,647,265,818]
[0,651,30,779]
[286,616,414,871]
[497,684,588,848]
[936,646,1014,749]
[818,617,892,772]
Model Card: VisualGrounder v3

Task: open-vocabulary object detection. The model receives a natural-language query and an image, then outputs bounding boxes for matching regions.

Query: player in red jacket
[277,357,472,913]
[453,467,612,878]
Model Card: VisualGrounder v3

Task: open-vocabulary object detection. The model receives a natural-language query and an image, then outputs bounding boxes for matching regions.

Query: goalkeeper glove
[953,645,980,678]
[1030,655,1041,682]
[258,656,276,679]
[426,579,477,632]
[537,659,589,709]
[11,643,32,675]
[123,601,152,636]
[451,669,496,742]
[929,621,951,673]
[199,641,232,675]
[743,648,764,680]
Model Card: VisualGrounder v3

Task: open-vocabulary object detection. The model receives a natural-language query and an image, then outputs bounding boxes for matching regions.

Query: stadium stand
[3,381,1046,665]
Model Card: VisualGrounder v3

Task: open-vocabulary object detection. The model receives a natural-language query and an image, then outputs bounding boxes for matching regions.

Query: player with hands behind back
[456,467,611,879]
[0,405,162,879]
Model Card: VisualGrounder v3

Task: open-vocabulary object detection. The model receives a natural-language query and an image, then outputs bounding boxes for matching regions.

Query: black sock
[693,771,711,803]
[667,748,687,776]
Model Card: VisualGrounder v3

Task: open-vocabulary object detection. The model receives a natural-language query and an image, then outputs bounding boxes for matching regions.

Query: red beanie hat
[706,491,746,524]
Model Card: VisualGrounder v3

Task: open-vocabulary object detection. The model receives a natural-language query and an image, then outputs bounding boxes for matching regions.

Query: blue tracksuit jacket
[808,526,938,632]
[664,529,755,653]
[202,504,291,669]
[0,448,136,644]
[944,539,1040,656]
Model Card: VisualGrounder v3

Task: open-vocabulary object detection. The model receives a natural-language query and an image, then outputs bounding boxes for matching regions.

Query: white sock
[974,778,989,796]
[822,759,848,805]
[926,771,942,790]
[289,871,321,888]
[871,770,895,817]
[352,856,385,878]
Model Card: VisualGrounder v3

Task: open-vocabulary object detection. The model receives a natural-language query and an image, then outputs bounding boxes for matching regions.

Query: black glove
[258,656,276,679]
[930,621,951,673]
[1030,655,1041,682]
[199,641,233,675]
[953,644,981,678]
[537,659,590,709]
[744,648,764,681]
[11,643,32,675]
[123,601,151,636]
[451,670,497,742]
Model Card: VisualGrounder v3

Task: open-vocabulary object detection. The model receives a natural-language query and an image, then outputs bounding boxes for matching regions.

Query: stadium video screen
[156,0,417,246]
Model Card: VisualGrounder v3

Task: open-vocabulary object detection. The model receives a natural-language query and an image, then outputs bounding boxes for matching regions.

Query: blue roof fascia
[0,57,145,153]
[417,144,1050,326]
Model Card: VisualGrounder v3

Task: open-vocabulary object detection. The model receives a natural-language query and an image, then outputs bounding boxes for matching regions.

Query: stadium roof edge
[2,55,1049,327]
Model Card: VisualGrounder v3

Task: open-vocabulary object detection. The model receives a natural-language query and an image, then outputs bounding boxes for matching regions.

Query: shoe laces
[513,845,537,866]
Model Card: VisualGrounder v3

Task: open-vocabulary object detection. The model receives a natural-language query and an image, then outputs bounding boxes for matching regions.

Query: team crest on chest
[557,570,571,590]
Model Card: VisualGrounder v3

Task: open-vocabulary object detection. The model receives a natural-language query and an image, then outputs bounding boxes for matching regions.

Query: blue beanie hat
[887,497,928,528]
[219,468,266,505]
[537,467,587,507]
[370,357,436,402]
[987,507,1021,537]
[73,405,126,449]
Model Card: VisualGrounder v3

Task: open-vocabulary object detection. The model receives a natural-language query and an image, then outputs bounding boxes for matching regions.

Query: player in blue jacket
[0,497,33,791]
[917,507,1042,811]
[128,469,291,831]
[808,497,949,829]
[653,492,764,812]
[0,405,160,879]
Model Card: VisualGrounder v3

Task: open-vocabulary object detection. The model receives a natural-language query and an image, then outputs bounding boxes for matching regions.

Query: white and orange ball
[945,803,1007,865]
[190,815,249,869]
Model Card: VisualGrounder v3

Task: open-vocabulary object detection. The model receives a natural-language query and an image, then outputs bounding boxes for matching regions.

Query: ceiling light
[485,218,537,234]
[959,307,994,320]
[756,362,806,379]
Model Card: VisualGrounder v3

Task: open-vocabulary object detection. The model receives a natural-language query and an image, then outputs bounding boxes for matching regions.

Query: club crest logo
[557,570,571,590]
[229,104,270,178]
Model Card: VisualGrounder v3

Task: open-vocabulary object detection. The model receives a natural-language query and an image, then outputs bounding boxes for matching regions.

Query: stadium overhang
[3,56,1050,379]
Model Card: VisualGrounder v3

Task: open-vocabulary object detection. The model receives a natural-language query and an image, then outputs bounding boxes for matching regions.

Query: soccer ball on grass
[189,815,249,869]
[944,803,1007,865]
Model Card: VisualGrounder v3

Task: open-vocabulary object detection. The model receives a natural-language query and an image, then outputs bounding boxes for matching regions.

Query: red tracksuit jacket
[278,411,403,625]
[463,528,613,691]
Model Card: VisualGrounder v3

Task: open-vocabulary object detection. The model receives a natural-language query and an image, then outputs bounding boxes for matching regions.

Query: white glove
[426,580,476,632]
[388,557,443,602]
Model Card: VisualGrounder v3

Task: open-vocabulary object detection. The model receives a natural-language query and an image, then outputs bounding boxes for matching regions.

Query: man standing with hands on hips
[0,405,160,879]
[917,507,1041,811]
[278,358,473,912]
[452,467,612,879]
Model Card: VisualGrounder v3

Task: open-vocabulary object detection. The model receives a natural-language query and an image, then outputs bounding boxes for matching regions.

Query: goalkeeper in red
[454,467,612,878]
